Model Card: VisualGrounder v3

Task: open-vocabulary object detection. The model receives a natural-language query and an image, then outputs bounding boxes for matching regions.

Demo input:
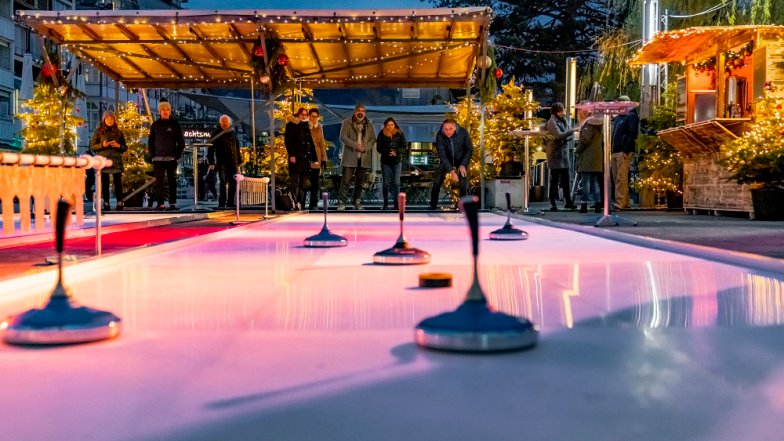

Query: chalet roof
[629,25,784,65]
[17,8,492,90]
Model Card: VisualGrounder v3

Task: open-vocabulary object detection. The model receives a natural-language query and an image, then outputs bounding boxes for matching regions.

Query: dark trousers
[85,168,95,202]
[289,170,309,207]
[548,168,573,207]
[218,164,238,206]
[153,160,178,206]
[101,171,123,205]
[381,162,401,205]
[339,165,367,204]
[430,165,469,208]
[307,167,321,209]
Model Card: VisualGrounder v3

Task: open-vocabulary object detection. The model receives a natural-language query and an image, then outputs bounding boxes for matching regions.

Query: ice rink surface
[1,212,784,441]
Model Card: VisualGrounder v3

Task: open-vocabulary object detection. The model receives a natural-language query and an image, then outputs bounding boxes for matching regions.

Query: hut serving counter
[630,25,784,217]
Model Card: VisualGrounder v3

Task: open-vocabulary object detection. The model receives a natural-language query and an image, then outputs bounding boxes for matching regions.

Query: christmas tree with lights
[485,79,542,170]
[720,82,784,188]
[17,53,85,156]
[114,102,152,197]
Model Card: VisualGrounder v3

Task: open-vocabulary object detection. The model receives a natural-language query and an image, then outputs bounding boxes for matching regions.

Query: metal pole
[251,75,256,175]
[192,146,198,210]
[479,105,486,209]
[95,170,102,256]
[524,136,530,211]
[603,113,611,217]
[269,99,276,212]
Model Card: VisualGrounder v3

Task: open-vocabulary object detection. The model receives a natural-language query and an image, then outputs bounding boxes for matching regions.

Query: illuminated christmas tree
[17,82,85,156]
[114,102,152,195]
[16,53,85,156]
[720,82,784,188]
[633,83,683,196]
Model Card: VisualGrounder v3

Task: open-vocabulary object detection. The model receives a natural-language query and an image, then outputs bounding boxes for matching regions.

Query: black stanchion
[304,192,347,247]
[489,192,528,240]
[373,193,430,265]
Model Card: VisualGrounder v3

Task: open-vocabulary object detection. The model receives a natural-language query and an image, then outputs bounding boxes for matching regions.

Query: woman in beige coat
[307,108,328,209]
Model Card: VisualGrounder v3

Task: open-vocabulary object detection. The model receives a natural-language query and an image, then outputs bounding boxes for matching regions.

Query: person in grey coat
[545,102,577,211]
[575,110,604,213]
[338,104,376,210]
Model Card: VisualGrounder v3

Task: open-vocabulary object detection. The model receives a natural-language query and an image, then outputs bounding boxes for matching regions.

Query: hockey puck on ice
[418,273,452,288]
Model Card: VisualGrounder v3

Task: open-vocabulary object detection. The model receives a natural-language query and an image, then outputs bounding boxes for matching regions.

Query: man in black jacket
[148,101,186,211]
[284,107,315,211]
[610,96,639,210]
[209,115,242,208]
[430,118,472,209]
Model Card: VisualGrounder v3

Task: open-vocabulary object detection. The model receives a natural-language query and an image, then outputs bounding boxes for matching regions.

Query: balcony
[0,68,12,89]
[0,17,12,41]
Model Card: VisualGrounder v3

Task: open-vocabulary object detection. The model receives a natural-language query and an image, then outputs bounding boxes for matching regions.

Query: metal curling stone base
[415,301,538,352]
[489,225,528,240]
[304,227,348,247]
[373,245,431,265]
[2,296,122,345]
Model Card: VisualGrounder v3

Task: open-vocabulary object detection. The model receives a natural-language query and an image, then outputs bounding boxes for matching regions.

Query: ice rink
[1,212,784,441]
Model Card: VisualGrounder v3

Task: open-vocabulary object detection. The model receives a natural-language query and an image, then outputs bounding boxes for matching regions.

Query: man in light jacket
[338,104,376,210]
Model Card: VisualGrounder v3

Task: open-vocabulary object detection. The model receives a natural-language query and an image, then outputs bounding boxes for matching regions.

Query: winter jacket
[434,123,472,171]
[339,117,376,169]
[376,129,407,166]
[208,127,241,167]
[611,108,639,154]
[575,116,604,173]
[90,125,128,174]
[284,115,314,173]
[148,118,185,162]
[545,115,572,170]
[310,121,328,169]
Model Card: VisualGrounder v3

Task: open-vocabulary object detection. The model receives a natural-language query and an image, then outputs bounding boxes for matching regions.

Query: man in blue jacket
[430,118,472,209]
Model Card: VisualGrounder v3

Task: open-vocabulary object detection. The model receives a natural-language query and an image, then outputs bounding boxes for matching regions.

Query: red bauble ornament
[494,67,503,79]
[77,121,82,127]
[777,104,782,110]
[253,46,264,57]
[75,108,80,113]
[277,54,289,66]
[42,64,56,77]
[745,51,752,57]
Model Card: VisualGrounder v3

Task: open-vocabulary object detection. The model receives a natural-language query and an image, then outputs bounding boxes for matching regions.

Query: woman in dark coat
[545,102,577,211]
[376,117,407,210]
[90,110,128,211]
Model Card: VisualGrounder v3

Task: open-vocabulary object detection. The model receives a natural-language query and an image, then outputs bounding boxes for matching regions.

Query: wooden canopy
[629,25,784,65]
[658,119,748,157]
[16,8,492,90]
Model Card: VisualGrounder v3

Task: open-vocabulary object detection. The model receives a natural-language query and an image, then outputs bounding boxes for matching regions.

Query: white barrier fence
[0,153,112,237]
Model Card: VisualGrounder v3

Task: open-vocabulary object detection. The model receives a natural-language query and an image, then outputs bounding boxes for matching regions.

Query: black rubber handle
[461,195,479,257]
[505,192,511,212]
[398,193,406,221]
[56,199,70,253]
[322,192,328,214]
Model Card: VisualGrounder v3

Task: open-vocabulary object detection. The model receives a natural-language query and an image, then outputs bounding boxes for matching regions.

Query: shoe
[612,203,622,211]
[116,202,124,211]
[167,204,179,211]
[103,202,111,212]
[429,205,437,210]
[155,205,166,211]
[337,202,345,211]
[594,204,602,213]
[308,205,317,210]
[382,203,389,210]
[579,203,588,213]
[549,206,558,212]
[353,199,362,210]
[564,204,577,210]
[393,203,399,211]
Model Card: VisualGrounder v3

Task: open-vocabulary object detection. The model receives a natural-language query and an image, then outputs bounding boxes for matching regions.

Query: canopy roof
[629,25,784,65]
[17,8,492,90]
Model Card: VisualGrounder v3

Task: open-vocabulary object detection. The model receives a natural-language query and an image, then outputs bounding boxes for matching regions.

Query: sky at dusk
[185,0,433,11]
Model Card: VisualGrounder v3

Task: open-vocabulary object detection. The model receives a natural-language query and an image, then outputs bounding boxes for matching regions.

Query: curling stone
[373,193,430,265]
[1,199,122,345]
[415,196,538,352]
[304,192,347,247]
[489,192,528,240]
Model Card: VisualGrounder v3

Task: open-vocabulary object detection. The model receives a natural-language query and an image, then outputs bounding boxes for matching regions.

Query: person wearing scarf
[307,108,328,210]
[545,102,577,211]
[376,117,407,210]
[338,104,376,210]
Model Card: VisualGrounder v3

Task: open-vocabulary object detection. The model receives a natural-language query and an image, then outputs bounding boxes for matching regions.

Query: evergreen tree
[17,82,84,156]
[114,102,152,195]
